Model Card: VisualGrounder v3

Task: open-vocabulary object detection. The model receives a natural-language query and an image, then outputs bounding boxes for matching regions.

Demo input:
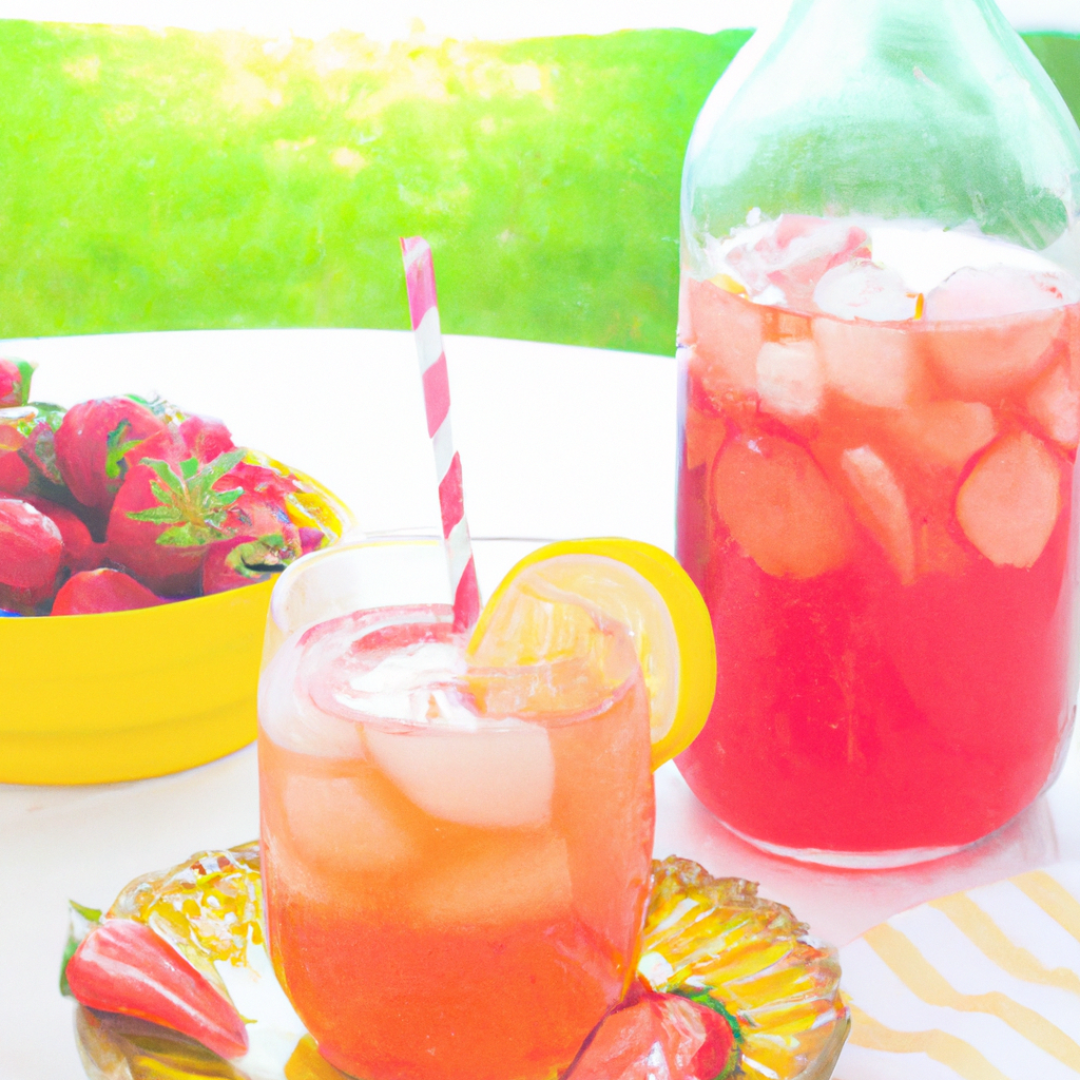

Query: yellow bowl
[0,457,351,785]
[0,581,276,784]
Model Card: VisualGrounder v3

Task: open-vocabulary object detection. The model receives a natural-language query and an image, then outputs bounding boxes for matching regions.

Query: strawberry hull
[106,450,249,596]
[201,535,286,595]
[106,468,210,596]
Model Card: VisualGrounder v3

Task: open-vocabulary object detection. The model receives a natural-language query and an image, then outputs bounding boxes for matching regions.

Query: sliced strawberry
[0,498,63,590]
[55,397,170,512]
[107,449,246,596]
[568,990,738,1080]
[0,450,29,494]
[0,358,35,408]
[52,569,164,615]
[64,919,248,1061]
[201,534,289,594]
[712,433,853,579]
[22,496,101,572]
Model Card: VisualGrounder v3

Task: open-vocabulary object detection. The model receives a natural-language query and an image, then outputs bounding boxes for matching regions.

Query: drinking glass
[258,536,655,1080]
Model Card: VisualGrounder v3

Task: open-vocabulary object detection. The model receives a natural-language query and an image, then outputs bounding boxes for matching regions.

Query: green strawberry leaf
[200,448,246,487]
[127,504,185,524]
[144,458,185,498]
[105,419,149,482]
[671,986,743,1044]
[59,901,101,997]
[226,533,291,577]
[127,452,250,549]
[157,522,222,547]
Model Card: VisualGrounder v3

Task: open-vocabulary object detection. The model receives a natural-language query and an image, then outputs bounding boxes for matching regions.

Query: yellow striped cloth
[834,862,1080,1080]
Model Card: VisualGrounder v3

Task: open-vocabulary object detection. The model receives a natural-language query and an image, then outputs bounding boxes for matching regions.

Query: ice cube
[924,267,1071,398]
[841,447,916,583]
[683,404,728,472]
[365,722,555,829]
[684,277,762,396]
[1027,362,1080,449]
[813,261,919,322]
[924,265,1080,321]
[955,431,1061,569]
[756,340,824,417]
[412,832,573,925]
[725,214,870,308]
[280,771,422,872]
[711,434,853,579]
[890,400,998,470]
[814,317,921,408]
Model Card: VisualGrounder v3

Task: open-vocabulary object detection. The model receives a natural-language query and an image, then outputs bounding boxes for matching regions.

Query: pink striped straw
[400,236,481,632]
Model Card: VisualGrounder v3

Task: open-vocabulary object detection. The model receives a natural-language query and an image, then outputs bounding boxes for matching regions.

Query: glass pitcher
[675,0,1080,866]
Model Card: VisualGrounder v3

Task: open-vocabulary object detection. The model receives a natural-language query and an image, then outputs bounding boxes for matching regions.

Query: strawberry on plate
[567,989,738,1080]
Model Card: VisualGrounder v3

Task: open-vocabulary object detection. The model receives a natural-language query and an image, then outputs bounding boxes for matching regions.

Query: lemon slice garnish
[467,539,716,769]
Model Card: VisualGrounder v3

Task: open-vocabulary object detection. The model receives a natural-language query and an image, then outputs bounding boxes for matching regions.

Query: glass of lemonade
[257,537,655,1080]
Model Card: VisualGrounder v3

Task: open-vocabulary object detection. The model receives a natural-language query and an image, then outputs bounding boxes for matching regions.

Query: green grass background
[0,21,1077,355]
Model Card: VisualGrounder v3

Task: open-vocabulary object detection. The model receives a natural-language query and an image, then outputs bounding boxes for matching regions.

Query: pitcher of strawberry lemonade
[676,0,1080,865]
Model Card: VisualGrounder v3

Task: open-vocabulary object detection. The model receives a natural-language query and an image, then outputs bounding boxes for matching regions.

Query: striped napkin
[835,862,1080,1080]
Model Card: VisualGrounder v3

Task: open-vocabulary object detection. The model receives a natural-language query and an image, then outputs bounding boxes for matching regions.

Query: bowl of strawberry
[0,358,350,784]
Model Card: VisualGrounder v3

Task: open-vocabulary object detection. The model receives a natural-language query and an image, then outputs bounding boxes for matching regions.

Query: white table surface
[1,327,1077,1080]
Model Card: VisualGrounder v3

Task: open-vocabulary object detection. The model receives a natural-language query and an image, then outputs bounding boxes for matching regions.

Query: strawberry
[19,401,67,488]
[0,358,35,408]
[23,496,102,572]
[0,405,33,453]
[64,918,249,1061]
[179,415,235,463]
[567,990,738,1080]
[106,449,246,596]
[201,534,291,594]
[0,451,29,494]
[0,498,63,591]
[55,397,170,512]
[52,569,163,615]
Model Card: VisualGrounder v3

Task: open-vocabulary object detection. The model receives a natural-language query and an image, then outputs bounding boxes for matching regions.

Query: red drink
[259,599,654,1080]
[675,216,1080,863]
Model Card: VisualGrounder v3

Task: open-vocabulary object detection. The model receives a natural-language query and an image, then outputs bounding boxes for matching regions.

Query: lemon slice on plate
[467,539,716,769]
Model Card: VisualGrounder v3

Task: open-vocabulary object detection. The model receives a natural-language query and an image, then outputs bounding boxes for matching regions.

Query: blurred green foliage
[0,22,1076,355]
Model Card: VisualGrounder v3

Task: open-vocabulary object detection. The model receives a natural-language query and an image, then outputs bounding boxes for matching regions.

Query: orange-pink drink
[676,214,1080,861]
[258,602,654,1080]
